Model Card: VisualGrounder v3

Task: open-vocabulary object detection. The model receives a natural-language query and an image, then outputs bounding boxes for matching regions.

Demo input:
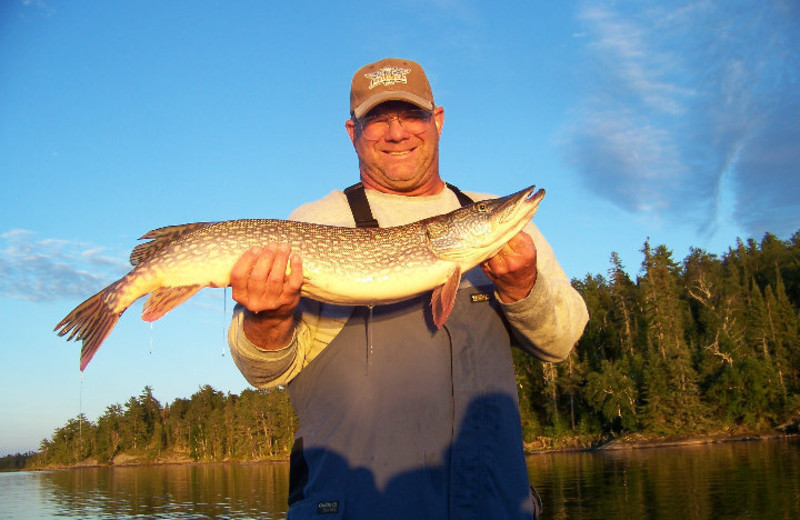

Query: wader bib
[286,184,540,520]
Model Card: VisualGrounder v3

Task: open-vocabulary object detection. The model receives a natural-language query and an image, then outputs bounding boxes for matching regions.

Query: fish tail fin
[55,286,125,371]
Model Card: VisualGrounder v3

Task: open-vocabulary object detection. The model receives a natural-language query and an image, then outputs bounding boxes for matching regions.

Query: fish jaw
[424,186,545,267]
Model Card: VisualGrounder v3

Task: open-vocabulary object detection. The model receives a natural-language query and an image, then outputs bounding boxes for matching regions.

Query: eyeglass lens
[358,110,432,140]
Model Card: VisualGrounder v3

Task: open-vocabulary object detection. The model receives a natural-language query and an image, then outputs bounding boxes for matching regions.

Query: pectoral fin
[431,266,461,329]
[142,285,203,321]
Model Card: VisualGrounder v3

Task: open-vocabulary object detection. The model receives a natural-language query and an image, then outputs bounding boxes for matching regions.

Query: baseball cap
[349,58,435,119]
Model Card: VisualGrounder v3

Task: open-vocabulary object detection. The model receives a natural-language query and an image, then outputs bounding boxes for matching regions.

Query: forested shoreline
[4,230,799,471]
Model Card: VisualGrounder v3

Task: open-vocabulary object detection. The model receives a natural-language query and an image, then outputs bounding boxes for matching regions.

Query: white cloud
[563,0,800,238]
[0,229,129,302]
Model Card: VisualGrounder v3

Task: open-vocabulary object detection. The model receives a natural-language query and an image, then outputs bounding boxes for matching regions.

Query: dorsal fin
[129,222,214,266]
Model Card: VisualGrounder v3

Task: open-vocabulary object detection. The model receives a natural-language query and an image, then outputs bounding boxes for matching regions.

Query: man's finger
[265,243,291,286]
[231,246,261,288]
[286,254,304,292]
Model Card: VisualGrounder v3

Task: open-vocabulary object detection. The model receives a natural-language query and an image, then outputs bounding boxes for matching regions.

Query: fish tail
[54,284,125,371]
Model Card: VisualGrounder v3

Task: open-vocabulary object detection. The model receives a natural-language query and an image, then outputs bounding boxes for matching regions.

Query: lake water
[1,438,797,519]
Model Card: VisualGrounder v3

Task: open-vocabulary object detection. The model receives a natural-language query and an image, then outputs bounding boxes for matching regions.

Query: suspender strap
[446,182,475,207]
[344,182,475,229]
[344,183,380,228]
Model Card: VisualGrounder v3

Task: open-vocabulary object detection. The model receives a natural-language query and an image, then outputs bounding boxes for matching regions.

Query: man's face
[346,101,444,195]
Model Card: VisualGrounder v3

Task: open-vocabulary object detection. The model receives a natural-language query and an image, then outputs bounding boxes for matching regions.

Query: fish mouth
[495,185,545,225]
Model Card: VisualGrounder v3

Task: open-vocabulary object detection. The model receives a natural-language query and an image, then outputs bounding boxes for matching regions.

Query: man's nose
[385,116,410,140]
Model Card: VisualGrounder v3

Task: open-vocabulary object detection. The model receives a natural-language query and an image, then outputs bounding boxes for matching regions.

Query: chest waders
[286,184,542,520]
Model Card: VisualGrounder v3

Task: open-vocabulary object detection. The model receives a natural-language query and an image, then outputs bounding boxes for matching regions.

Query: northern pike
[55,185,545,370]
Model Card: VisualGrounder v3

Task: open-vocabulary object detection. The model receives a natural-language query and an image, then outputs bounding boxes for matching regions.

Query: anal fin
[430,266,461,329]
[142,285,203,321]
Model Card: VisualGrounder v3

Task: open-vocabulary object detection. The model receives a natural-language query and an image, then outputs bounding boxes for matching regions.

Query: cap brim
[352,92,435,119]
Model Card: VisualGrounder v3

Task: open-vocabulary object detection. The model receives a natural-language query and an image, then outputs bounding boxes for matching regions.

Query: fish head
[425,185,545,265]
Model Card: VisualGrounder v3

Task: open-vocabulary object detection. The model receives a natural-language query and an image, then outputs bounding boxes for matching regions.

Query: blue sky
[1,0,797,456]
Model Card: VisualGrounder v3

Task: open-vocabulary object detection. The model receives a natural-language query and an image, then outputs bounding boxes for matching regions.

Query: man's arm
[480,231,538,303]
[229,243,303,350]
[483,225,589,361]
[227,191,359,389]
[226,242,308,389]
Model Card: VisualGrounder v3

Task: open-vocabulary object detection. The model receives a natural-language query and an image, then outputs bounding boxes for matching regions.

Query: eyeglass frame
[353,109,435,140]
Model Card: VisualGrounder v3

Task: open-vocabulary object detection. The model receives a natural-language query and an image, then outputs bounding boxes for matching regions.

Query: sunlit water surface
[530,437,799,520]
[1,438,797,519]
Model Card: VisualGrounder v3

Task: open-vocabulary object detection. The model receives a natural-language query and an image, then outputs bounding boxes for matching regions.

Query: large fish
[55,185,545,370]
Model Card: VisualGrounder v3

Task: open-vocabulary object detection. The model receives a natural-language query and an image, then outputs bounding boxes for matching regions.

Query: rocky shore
[524,429,799,454]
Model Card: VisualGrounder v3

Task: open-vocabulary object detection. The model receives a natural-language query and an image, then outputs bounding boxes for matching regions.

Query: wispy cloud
[0,230,130,302]
[20,0,55,17]
[562,0,800,238]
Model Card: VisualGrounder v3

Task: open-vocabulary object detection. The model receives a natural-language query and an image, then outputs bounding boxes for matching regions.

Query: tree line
[516,231,800,444]
[28,384,297,467]
[20,230,800,468]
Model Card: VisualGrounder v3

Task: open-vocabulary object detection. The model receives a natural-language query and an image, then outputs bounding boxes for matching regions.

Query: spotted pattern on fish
[55,186,545,370]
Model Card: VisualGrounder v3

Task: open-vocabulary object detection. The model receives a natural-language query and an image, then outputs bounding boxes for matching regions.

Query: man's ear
[345,119,357,145]
[433,106,444,135]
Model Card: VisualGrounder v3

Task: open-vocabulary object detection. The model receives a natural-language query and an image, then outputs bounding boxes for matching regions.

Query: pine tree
[767,267,799,392]
[608,252,638,359]
[572,274,616,368]
[638,241,707,433]
[94,404,123,463]
[583,358,638,432]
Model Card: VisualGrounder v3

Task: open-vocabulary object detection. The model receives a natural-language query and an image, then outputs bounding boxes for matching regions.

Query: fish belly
[300,260,454,305]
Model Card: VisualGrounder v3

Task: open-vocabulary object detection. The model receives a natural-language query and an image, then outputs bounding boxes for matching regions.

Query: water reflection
[3,438,797,519]
[37,462,290,519]
[529,438,800,520]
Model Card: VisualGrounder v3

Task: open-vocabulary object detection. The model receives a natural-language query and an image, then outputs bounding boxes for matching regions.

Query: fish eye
[476,202,488,212]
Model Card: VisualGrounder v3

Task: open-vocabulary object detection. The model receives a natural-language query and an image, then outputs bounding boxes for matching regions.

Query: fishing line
[365,304,374,375]
[149,322,154,356]
[222,287,227,357]
[79,371,84,455]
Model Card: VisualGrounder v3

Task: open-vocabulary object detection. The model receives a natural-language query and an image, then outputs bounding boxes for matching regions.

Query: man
[228,58,588,519]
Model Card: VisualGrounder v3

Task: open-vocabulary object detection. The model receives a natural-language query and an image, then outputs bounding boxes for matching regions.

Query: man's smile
[381,147,416,157]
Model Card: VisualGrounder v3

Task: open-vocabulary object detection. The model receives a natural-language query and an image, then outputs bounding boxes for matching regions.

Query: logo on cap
[365,67,411,89]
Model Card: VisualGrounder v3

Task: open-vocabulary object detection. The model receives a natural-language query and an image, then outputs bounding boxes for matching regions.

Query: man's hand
[230,243,303,350]
[480,231,538,303]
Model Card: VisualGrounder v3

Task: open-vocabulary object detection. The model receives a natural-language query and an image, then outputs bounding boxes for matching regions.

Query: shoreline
[524,430,799,455]
[592,432,795,451]
[26,431,799,471]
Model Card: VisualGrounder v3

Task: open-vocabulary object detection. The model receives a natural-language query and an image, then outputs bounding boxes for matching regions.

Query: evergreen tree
[638,241,706,433]
[163,398,191,456]
[608,252,638,359]
[766,268,799,392]
[185,385,227,460]
[39,414,94,465]
[572,274,613,368]
[94,404,123,463]
[120,386,162,455]
[583,358,638,432]
[512,349,542,443]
